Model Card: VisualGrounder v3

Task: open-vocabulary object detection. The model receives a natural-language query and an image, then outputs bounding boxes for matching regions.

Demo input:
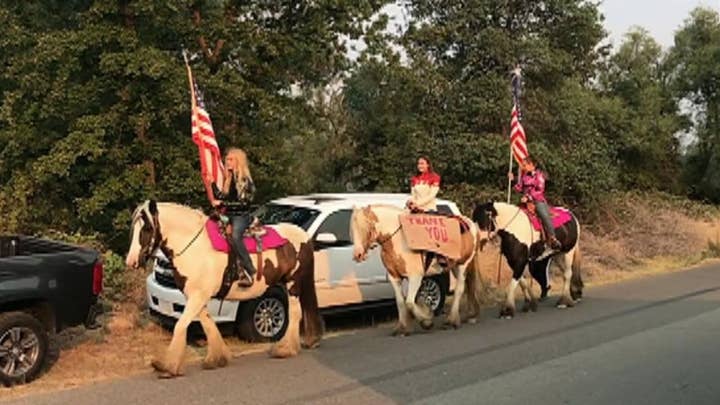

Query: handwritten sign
[399,214,462,259]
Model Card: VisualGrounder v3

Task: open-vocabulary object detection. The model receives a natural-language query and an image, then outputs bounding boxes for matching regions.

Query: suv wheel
[236,286,289,343]
[416,275,448,316]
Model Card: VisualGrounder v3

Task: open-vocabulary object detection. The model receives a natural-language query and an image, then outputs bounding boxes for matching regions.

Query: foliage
[666,8,720,202]
[0,1,719,263]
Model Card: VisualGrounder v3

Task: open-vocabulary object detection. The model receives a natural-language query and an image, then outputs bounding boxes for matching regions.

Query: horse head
[126,200,162,270]
[471,200,498,250]
[350,205,379,263]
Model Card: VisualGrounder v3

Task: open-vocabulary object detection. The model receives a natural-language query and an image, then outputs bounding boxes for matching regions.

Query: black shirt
[211,174,255,215]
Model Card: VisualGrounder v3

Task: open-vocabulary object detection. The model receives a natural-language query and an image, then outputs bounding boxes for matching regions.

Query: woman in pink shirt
[509,156,561,250]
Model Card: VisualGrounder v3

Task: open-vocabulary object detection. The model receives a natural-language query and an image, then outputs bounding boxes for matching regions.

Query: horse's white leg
[198,308,232,370]
[389,275,411,336]
[501,278,520,319]
[556,253,575,309]
[445,266,465,329]
[406,274,433,330]
[270,295,302,358]
[152,292,208,377]
[518,276,539,313]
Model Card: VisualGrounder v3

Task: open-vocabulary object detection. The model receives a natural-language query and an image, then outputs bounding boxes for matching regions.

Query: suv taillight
[92,261,104,295]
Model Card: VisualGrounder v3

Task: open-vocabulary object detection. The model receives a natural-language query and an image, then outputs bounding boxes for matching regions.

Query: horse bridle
[133,210,163,268]
[371,225,402,250]
[357,212,401,257]
[485,206,523,241]
[132,207,204,268]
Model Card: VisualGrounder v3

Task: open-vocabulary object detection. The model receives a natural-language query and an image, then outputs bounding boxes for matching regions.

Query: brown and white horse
[350,205,485,334]
[472,201,583,319]
[125,200,322,378]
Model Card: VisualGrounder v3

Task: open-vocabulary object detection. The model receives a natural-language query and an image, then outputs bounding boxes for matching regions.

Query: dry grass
[0,304,270,400]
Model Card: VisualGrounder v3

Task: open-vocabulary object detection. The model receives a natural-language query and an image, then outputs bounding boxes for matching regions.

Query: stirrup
[535,247,556,261]
[237,269,254,287]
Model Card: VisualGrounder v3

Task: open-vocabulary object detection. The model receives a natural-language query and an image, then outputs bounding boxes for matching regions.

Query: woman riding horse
[205,147,256,287]
[508,155,561,258]
[407,156,441,213]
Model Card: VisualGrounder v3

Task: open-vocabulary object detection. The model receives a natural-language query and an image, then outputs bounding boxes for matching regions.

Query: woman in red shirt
[407,156,441,213]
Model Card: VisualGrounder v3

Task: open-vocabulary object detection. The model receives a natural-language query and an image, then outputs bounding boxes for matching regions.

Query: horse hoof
[467,317,478,325]
[420,319,434,330]
[499,306,515,319]
[302,340,321,350]
[443,319,461,330]
[530,300,539,312]
[392,326,410,337]
[202,355,228,370]
[556,296,575,309]
[269,345,298,359]
[151,359,164,372]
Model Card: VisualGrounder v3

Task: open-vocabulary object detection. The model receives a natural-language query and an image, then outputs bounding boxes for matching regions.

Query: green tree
[600,28,684,192]
[344,0,619,205]
[666,8,720,202]
[0,0,392,249]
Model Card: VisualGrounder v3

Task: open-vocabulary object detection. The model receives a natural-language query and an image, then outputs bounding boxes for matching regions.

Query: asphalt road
[5,263,720,405]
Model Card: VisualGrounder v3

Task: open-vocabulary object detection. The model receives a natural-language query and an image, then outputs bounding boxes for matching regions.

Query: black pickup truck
[0,235,103,386]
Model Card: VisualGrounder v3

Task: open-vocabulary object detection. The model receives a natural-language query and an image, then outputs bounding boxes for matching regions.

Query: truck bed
[0,235,80,258]
[0,235,102,331]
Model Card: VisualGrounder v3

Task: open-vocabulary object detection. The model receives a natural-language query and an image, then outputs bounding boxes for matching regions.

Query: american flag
[510,67,528,164]
[510,104,528,164]
[189,71,224,190]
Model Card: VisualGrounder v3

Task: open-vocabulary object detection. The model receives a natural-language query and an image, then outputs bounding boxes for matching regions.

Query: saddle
[520,203,572,233]
[205,218,288,299]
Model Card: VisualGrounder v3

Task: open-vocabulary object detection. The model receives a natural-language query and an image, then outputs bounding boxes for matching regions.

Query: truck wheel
[0,312,49,387]
[236,286,289,343]
[417,275,448,316]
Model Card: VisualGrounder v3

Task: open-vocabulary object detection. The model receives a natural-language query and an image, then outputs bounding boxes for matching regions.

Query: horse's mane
[156,202,207,218]
[131,201,207,227]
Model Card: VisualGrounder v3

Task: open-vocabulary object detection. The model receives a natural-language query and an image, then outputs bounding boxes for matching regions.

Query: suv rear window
[436,204,453,215]
[315,210,352,243]
[254,204,320,231]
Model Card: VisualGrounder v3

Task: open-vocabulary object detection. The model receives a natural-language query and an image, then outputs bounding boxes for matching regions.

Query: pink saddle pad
[523,207,572,232]
[205,220,287,254]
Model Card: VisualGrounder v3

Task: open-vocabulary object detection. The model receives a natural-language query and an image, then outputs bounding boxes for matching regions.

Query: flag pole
[506,142,514,204]
[498,65,523,285]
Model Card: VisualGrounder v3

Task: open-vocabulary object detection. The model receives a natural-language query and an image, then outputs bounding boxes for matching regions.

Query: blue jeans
[230,214,256,275]
[534,201,556,239]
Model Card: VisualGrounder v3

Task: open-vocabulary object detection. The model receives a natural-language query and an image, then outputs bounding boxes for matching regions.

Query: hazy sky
[379,1,720,49]
[599,0,720,48]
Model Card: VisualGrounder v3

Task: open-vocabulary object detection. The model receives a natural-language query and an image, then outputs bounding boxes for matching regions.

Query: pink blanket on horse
[205,220,287,254]
[524,207,572,232]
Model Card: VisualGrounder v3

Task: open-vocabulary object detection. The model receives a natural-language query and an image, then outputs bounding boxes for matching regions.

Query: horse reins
[173,223,206,258]
[488,207,523,240]
[370,225,402,250]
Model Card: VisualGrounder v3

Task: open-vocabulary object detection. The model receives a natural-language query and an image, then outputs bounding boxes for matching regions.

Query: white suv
[146,193,460,341]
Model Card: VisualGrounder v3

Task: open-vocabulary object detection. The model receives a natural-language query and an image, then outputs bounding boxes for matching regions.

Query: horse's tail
[297,240,323,348]
[463,236,486,319]
[570,244,584,300]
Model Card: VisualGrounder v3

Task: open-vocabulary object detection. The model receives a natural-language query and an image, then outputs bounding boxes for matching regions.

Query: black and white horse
[471,201,584,318]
